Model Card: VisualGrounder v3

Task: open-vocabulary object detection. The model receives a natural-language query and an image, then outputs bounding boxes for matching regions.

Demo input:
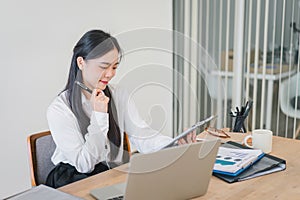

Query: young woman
[46,29,196,188]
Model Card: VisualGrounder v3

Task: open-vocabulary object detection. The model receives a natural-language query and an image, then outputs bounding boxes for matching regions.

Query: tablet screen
[160,115,217,149]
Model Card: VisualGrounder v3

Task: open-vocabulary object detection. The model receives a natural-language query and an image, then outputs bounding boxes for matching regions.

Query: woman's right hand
[90,89,110,113]
[178,130,197,145]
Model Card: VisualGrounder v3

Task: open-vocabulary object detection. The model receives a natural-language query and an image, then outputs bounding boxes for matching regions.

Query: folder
[213,141,286,183]
[213,146,265,176]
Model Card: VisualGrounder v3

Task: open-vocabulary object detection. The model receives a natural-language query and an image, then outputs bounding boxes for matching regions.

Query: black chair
[27,131,56,186]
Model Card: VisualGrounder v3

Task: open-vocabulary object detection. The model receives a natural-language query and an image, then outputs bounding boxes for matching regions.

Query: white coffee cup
[243,129,273,153]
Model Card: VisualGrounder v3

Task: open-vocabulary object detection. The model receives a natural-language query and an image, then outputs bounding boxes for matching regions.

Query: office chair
[27,130,56,186]
[279,72,300,138]
[207,71,233,100]
[27,130,132,186]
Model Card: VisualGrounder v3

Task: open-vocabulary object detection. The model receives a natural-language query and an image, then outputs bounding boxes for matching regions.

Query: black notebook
[213,141,286,183]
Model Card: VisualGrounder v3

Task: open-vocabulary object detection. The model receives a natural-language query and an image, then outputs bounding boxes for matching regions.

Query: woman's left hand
[178,130,197,145]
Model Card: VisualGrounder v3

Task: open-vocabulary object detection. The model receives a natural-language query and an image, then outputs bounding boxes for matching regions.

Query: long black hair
[63,30,122,160]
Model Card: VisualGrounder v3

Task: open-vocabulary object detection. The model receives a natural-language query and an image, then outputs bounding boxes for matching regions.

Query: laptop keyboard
[107,195,124,200]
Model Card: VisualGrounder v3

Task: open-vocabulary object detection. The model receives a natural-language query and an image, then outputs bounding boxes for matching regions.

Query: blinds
[173,0,300,139]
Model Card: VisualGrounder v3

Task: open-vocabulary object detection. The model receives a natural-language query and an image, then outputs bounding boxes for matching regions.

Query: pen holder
[229,115,247,133]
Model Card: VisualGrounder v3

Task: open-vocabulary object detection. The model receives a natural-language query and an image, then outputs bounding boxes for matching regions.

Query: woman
[46,29,196,188]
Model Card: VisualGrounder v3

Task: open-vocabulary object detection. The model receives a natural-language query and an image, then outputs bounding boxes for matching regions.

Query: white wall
[0,0,172,198]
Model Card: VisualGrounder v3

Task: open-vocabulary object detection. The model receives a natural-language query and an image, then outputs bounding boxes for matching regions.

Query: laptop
[90,139,220,200]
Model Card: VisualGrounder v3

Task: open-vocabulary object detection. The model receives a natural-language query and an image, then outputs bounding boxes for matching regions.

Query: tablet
[160,115,217,149]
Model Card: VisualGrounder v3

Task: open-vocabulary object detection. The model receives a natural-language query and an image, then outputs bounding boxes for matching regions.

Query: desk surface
[211,68,296,80]
[59,133,300,200]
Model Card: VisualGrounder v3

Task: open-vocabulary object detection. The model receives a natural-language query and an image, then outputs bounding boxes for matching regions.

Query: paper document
[213,147,264,176]
[213,141,286,183]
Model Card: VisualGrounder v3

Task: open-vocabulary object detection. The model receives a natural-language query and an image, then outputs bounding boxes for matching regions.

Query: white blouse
[47,84,172,173]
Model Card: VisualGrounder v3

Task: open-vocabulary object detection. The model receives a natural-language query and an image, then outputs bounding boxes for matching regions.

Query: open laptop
[90,139,220,200]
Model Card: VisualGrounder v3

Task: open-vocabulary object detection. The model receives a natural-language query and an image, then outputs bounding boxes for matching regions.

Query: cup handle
[243,135,253,148]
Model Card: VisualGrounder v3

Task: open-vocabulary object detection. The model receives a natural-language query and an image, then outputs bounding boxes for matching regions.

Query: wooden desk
[59,134,300,200]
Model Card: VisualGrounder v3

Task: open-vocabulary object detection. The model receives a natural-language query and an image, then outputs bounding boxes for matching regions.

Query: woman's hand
[90,89,110,113]
[178,130,197,145]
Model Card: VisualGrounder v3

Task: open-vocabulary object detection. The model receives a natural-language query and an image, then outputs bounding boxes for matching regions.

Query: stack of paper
[213,141,286,183]
[213,147,264,176]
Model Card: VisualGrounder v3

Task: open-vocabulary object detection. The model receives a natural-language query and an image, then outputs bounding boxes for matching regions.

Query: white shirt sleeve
[47,87,173,173]
[47,94,109,173]
[113,86,173,153]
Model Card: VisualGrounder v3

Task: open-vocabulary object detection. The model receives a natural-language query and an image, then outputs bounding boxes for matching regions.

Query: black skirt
[45,162,109,188]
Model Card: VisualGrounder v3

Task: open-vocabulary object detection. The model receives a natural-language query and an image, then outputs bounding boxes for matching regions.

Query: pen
[236,107,240,115]
[75,81,93,94]
[243,100,253,117]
